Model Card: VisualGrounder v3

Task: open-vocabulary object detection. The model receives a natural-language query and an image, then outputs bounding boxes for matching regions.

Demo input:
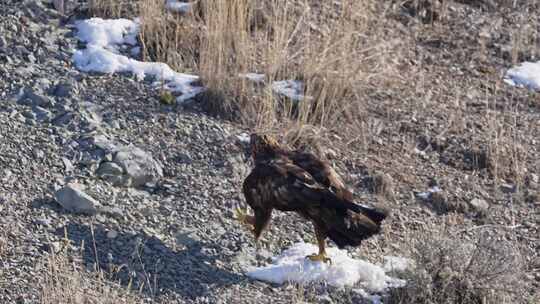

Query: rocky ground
[0,0,539,304]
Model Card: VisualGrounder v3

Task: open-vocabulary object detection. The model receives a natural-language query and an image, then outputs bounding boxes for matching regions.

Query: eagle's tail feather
[320,196,389,249]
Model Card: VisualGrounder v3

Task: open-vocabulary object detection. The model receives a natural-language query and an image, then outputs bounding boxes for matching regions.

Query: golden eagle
[236,134,388,263]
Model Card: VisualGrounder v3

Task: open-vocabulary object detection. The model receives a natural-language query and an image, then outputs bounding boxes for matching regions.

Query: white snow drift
[247,242,407,292]
[72,18,204,102]
[504,61,540,91]
[73,17,311,103]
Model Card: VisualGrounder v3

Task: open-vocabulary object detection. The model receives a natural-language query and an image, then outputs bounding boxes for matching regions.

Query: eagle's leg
[306,224,331,264]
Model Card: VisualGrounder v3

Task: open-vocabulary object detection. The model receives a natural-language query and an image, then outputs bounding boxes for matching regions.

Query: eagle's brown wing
[243,157,331,212]
[288,151,354,201]
[242,157,386,247]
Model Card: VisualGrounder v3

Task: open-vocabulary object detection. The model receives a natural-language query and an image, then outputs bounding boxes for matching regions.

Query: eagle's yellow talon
[306,253,332,264]
[234,207,254,229]
[234,207,247,222]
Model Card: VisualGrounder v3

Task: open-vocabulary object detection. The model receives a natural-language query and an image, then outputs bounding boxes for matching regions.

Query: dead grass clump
[388,231,526,304]
[88,0,139,19]
[129,0,404,143]
[38,249,141,304]
[138,0,201,73]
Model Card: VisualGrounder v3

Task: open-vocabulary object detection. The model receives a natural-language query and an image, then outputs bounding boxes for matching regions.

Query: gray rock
[51,80,77,98]
[33,217,52,227]
[106,230,118,239]
[96,161,128,186]
[92,135,117,152]
[52,111,73,125]
[18,87,54,107]
[32,148,44,159]
[80,150,105,167]
[175,228,200,247]
[54,183,99,215]
[500,183,516,194]
[97,206,124,218]
[80,103,102,129]
[22,109,37,120]
[113,146,163,187]
[97,161,124,176]
[469,198,489,212]
[61,157,73,172]
[32,106,53,122]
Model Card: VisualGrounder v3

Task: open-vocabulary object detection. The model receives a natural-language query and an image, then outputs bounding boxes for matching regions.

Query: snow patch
[504,61,540,91]
[74,18,139,49]
[240,73,266,83]
[383,256,414,273]
[247,242,406,292]
[272,80,309,101]
[236,132,251,143]
[417,186,441,200]
[165,0,193,13]
[72,18,204,102]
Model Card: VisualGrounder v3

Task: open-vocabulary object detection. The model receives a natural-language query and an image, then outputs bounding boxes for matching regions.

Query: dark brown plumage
[237,133,388,263]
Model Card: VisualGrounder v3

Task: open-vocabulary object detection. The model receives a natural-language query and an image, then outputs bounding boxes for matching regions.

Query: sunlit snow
[272,80,309,101]
[383,256,414,273]
[165,0,193,13]
[247,242,406,292]
[72,18,204,102]
[417,186,441,200]
[504,61,540,91]
[240,73,266,83]
[236,132,251,143]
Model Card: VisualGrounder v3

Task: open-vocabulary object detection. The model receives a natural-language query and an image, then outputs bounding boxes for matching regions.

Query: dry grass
[88,0,403,146]
[88,0,137,18]
[85,1,539,171]
[37,230,143,304]
[388,228,527,304]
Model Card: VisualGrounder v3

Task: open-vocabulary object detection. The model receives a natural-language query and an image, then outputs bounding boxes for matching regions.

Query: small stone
[54,183,99,215]
[106,230,118,239]
[469,198,489,212]
[52,111,74,126]
[255,249,273,262]
[32,148,44,159]
[96,162,127,185]
[113,146,163,187]
[48,241,62,253]
[97,161,124,176]
[34,217,52,227]
[32,106,53,122]
[62,157,73,172]
[500,183,516,194]
[98,206,124,219]
[92,135,117,152]
[18,87,54,107]
[175,228,200,247]
[51,80,77,98]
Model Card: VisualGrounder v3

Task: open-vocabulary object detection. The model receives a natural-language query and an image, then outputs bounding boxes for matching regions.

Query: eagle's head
[250,133,282,161]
